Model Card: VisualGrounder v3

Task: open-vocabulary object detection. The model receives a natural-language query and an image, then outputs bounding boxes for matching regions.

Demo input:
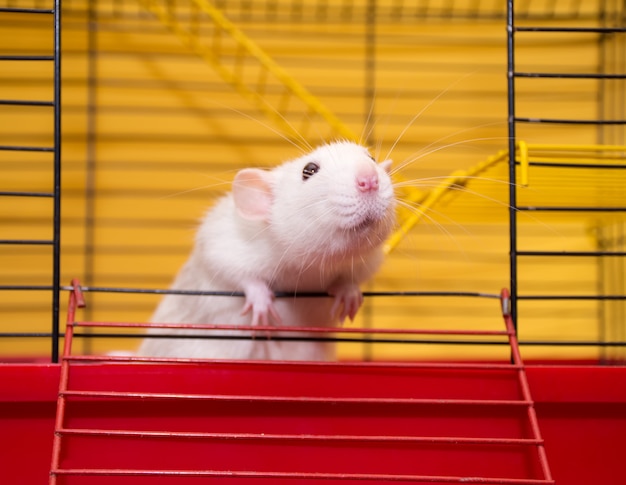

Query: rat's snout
[356,166,380,193]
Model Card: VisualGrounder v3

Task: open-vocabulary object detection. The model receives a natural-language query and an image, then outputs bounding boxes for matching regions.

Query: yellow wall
[1,0,624,360]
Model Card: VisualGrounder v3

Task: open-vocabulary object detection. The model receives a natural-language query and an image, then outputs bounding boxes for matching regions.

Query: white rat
[137,140,396,361]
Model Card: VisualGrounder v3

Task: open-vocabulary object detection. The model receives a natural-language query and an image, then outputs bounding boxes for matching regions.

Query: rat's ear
[233,168,274,221]
[380,159,392,174]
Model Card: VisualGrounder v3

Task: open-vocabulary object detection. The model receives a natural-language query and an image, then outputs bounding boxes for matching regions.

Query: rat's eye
[302,162,320,180]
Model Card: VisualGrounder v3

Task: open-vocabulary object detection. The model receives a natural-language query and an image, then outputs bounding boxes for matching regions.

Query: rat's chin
[343,217,392,250]
[350,217,376,232]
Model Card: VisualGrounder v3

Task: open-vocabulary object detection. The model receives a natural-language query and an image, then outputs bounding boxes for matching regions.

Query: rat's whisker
[390,136,511,176]
[384,72,476,162]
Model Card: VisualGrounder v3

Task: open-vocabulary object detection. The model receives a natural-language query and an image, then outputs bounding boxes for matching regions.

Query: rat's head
[232,141,396,262]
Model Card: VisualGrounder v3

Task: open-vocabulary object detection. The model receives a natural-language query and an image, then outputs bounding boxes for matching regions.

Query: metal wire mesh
[0,0,624,364]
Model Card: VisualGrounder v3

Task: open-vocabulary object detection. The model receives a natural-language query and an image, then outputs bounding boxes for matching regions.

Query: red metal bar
[500,289,553,483]
[50,280,85,484]
[49,468,552,484]
[60,388,532,406]
[69,277,86,309]
[62,353,524,370]
[72,319,509,337]
[57,427,544,446]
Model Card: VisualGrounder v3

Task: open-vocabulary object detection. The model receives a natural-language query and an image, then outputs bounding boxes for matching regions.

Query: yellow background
[1,0,624,361]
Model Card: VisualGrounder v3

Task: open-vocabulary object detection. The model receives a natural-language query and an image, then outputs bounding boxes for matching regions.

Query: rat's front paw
[328,282,363,324]
[241,280,282,326]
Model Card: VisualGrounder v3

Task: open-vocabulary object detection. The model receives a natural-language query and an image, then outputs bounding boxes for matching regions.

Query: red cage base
[1,362,625,484]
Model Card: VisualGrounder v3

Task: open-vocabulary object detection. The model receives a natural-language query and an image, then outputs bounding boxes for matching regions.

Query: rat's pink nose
[357,172,379,193]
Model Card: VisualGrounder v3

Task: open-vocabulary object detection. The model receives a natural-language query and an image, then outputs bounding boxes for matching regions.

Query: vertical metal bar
[617,0,625,144]
[613,221,626,363]
[82,0,99,354]
[364,0,376,144]
[361,0,377,362]
[51,0,63,363]
[597,1,608,145]
[501,289,553,482]
[596,224,608,364]
[506,0,518,330]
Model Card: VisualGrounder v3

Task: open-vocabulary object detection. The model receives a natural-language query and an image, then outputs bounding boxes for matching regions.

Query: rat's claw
[241,301,280,326]
[329,282,363,324]
[241,280,282,327]
[268,303,283,325]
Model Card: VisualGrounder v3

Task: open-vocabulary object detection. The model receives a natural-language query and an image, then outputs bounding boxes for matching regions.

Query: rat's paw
[241,281,282,326]
[241,299,282,326]
[329,282,363,324]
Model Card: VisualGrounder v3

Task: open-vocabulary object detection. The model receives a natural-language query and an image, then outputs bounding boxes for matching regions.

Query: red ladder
[50,281,553,484]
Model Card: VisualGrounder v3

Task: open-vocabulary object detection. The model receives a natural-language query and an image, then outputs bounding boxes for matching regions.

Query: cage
[1,0,625,484]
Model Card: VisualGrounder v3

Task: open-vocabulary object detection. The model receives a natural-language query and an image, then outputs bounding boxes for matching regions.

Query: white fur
[137,141,396,361]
